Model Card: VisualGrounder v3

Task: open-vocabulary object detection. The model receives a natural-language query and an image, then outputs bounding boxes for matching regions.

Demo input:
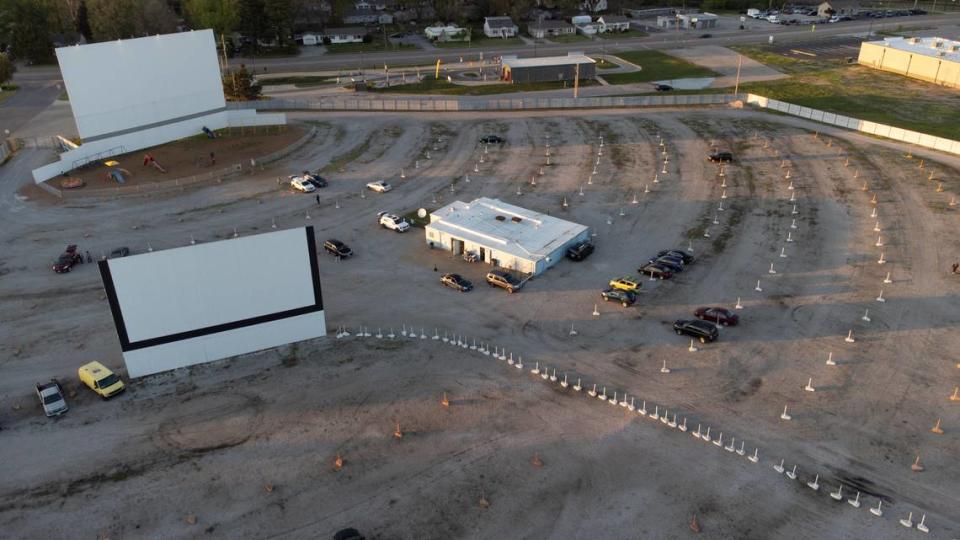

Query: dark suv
[486,270,523,293]
[324,239,353,258]
[479,135,505,144]
[601,288,636,307]
[566,241,594,261]
[53,244,82,273]
[673,319,720,343]
[441,273,473,292]
[708,152,734,163]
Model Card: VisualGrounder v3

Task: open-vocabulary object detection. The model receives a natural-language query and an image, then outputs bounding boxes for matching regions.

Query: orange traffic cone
[690,514,701,533]
[333,453,344,471]
[531,452,543,467]
[911,455,925,472]
[931,418,944,435]
[441,392,450,408]
[393,422,403,439]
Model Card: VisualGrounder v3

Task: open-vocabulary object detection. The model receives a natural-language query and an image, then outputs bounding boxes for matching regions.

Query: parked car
[673,319,720,343]
[304,173,328,189]
[601,288,636,307]
[109,247,130,259]
[566,240,594,261]
[366,180,392,193]
[36,380,68,417]
[658,249,694,264]
[486,270,523,293]
[648,257,684,273]
[78,361,125,399]
[334,528,365,540]
[653,84,673,92]
[324,239,353,259]
[707,151,734,163]
[694,306,740,326]
[479,135,505,144]
[377,212,410,232]
[441,273,473,292]
[638,263,674,280]
[290,175,317,193]
[699,33,713,38]
[53,244,82,273]
[609,276,641,292]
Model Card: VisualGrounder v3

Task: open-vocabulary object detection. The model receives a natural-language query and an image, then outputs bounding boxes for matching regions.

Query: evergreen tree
[222,64,262,100]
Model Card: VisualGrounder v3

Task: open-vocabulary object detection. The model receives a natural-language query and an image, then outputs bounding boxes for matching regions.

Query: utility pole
[734,54,743,95]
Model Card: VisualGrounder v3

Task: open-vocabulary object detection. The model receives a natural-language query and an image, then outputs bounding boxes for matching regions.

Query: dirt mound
[158,392,264,453]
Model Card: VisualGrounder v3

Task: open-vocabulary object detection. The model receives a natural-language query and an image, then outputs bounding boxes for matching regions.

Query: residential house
[343,7,393,24]
[484,16,519,38]
[323,27,369,43]
[425,23,469,42]
[297,32,323,45]
[528,19,575,39]
[597,15,631,33]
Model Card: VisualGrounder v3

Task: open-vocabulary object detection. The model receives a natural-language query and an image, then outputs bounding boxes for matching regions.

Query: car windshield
[43,393,62,404]
[98,374,120,388]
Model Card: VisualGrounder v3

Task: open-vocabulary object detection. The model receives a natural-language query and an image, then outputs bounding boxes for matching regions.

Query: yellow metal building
[858,36,960,89]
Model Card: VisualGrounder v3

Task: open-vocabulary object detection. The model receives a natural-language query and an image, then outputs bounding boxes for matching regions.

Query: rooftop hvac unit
[909,37,920,44]
[933,40,943,48]
[951,45,960,52]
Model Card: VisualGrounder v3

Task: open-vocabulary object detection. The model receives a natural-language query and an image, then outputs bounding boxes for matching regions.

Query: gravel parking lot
[0,108,958,539]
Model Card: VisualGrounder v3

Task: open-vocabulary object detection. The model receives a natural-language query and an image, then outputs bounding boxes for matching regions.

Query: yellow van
[78,361,125,399]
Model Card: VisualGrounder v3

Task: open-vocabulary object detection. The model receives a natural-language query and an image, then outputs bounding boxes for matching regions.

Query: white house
[597,15,631,33]
[425,22,468,41]
[484,16,519,38]
[424,197,590,276]
[323,27,368,44]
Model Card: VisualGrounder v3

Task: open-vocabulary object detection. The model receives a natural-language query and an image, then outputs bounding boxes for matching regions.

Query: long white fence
[745,94,960,157]
[232,93,739,112]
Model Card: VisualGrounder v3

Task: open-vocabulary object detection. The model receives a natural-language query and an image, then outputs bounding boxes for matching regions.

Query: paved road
[231,13,960,73]
[0,67,63,138]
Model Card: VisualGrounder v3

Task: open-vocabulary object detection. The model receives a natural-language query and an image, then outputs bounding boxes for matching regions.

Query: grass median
[370,76,598,96]
[602,50,719,84]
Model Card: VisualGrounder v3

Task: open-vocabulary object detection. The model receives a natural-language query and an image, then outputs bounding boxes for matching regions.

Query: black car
[699,33,713,38]
[708,151,734,163]
[648,257,683,273]
[654,84,673,92]
[566,240,594,261]
[441,273,473,292]
[305,173,328,188]
[657,249,694,264]
[639,263,674,280]
[674,319,720,343]
[334,528,365,540]
[109,247,130,258]
[601,288,637,307]
[324,239,353,258]
[479,135,505,144]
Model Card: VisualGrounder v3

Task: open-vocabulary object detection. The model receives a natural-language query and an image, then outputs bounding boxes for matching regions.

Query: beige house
[858,37,960,89]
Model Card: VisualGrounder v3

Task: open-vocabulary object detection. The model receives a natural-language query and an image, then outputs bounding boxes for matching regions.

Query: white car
[366,180,392,193]
[36,380,68,417]
[290,176,317,193]
[378,212,410,232]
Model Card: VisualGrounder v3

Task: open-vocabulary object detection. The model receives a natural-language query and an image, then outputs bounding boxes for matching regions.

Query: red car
[52,244,82,273]
[694,306,739,326]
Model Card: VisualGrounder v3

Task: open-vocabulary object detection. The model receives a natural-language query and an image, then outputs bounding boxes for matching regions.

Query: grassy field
[594,58,619,70]
[372,76,598,96]
[326,42,418,54]
[602,51,719,84]
[434,36,524,48]
[547,33,591,43]
[732,45,960,140]
[259,76,338,87]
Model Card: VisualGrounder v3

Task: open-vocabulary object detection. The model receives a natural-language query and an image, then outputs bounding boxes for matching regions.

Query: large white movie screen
[56,30,226,141]
[99,227,325,378]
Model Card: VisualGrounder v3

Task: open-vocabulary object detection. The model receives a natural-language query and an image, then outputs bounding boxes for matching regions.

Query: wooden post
[574,62,580,99]
[734,54,743,96]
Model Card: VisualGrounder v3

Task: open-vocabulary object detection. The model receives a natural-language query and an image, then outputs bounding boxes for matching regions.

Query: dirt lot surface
[51,125,304,191]
[1,108,959,539]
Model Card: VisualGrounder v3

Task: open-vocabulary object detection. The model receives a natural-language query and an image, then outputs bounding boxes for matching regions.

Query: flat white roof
[502,54,596,69]
[867,36,960,63]
[427,198,589,261]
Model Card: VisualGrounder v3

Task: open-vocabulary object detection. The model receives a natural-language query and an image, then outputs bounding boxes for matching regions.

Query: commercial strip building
[424,198,590,276]
[858,36,960,89]
[657,12,718,29]
[500,53,596,83]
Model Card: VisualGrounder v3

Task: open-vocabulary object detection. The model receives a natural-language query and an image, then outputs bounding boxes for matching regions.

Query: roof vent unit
[495,215,506,221]
[511,216,522,223]
[909,37,920,44]
[951,45,960,52]
[933,40,943,48]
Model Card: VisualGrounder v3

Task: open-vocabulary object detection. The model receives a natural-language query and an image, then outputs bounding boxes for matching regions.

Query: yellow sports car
[608,277,641,292]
